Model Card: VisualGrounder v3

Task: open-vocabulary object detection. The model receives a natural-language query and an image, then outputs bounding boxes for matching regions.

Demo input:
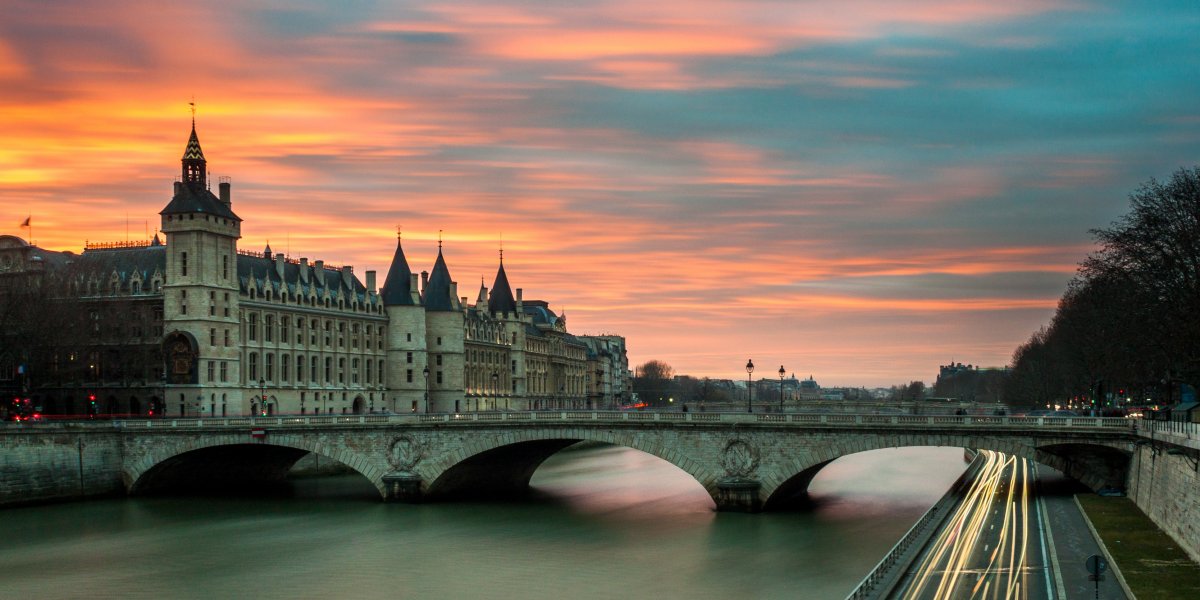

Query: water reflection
[0,444,965,599]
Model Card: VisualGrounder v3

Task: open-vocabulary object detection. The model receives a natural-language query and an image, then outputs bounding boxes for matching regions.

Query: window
[338,358,346,384]
[266,353,274,381]
[210,328,216,346]
[324,357,332,382]
[311,356,318,383]
[406,352,413,364]
[265,315,274,342]
[207,361,214,382]
[352,358,359,384]
[407,369,413,383]
[280,318,289,341]
[209,291,215,316]
[379,360,384,384]
[437,336,442,345]
[365,360,372,384]
[219,362,228,382]
[297,355,305,381]
[248,314,257,341]
[181,251,188,277]
[436,371,443,384]
[436,354,442,366]
[248,352,258,381]
[222,255,229,279]
[406,333,411,342]
[224,329,230,346]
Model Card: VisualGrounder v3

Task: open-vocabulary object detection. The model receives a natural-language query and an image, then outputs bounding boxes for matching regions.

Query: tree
[632,360,676,407]
[1007,167,1200,408]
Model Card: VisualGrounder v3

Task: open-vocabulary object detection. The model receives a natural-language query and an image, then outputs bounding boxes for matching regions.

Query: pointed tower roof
[182,124,206,162]
[160,121,240,221]
[381,234,416,306]
[264,242,272,258]
[476,277,488,305]
[488,251,517,315]
[423,245,457,311]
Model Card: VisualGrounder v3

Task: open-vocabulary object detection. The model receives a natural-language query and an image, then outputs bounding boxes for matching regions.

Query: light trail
[899,450,1048,600]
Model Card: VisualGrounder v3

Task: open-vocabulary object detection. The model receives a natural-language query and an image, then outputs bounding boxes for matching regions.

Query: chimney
[315,260,324,271]
[410,273,420,303]
[366,270,377,293]
[341,265,353,289]
[173,181,182,195]
[516,288,524,314]
[275,253,285,278]
[219,180,231,205]
[449,281,459,308]
[421,270,429,290]
[299,257,309,283]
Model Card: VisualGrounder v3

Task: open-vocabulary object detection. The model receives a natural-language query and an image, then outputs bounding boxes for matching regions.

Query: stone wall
[1127,444,1200,563]
[0,427,124,507]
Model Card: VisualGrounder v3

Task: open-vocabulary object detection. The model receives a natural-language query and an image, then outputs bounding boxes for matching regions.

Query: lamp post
[491,372,499,412]
[423,366,430,413]
[778,365,786,413]
[259,378,266,416]
[745,359,755,413]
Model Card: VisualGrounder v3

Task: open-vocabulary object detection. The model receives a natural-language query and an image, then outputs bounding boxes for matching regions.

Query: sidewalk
[1036,470,1129,599]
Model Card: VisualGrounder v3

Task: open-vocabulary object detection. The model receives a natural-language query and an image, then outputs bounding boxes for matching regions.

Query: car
[1050,410,1079,416]
[1027,409,1052,416]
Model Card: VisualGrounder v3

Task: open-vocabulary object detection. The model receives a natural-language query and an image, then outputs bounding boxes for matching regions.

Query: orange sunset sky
[3,0,1198,387]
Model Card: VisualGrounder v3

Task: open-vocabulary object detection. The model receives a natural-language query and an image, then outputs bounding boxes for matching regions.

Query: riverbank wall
[1127,421,1200,563]
[0,427,125,507]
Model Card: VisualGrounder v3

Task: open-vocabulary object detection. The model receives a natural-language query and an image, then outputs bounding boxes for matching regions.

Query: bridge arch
[759,433,1131,510]
[417,429,723,503]
[123,434,385,497]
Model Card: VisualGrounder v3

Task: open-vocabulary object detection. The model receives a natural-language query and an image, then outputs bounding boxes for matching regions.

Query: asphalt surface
[1037,471,1130,600]
[890,453,1129,600]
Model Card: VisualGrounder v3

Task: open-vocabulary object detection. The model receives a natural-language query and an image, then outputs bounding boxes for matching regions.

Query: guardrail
[5,412,1138,431]
[1136,418,1200,440]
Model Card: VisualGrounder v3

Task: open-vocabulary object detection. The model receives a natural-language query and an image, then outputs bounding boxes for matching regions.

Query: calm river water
[0,445,966,599]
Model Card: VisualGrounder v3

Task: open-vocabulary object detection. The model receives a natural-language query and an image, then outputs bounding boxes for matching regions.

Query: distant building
[0,121,628,417]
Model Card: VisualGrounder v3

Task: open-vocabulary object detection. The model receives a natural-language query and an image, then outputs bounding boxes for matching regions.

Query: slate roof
[381,237,417,306]
[159,183,241,221]
[237,254,372,305]
[488,260,517,314]
[422,249,457,312]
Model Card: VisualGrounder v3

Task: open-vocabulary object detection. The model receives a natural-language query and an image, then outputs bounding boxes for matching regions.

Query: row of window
[245,312,385,351]
[242,352,386,388]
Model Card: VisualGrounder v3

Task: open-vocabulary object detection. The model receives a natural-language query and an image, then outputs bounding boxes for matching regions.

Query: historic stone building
[0,123,628,418]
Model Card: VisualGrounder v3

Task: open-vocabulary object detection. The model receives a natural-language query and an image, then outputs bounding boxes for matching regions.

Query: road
[897,450,1056,600]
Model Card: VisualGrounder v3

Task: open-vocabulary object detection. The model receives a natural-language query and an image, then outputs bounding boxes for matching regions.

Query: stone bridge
[107,411,1136,511]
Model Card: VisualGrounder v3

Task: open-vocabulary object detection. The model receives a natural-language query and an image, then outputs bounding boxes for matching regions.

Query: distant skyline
[2,1,1198,387]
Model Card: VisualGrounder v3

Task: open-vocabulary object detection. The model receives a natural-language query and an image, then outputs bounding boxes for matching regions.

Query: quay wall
[0,427,125,507]
[1127,422,1200,563]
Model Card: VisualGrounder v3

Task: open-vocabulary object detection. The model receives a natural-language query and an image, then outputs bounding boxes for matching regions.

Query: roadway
[896,450,1056,600]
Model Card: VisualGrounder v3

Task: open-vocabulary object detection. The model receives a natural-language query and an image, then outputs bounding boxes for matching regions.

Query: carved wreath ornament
[387,436,424,471]
[721,439,759,478]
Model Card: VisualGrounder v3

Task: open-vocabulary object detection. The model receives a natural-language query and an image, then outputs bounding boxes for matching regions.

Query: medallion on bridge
[387,436,424,472]
[721,439,759,479]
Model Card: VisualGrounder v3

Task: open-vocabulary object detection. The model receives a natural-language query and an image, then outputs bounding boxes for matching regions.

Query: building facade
[0,123,628,417]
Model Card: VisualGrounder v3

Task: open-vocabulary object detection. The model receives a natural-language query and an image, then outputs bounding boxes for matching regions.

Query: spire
[423,244,457,311]
[381,234,416,306]
[476,277,488,305]
[264,241,272,258]
[488,247,517,315]
[181,113,207,188]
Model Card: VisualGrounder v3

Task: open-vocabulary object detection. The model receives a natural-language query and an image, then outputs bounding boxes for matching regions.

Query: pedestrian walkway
[1037,470,1129,599]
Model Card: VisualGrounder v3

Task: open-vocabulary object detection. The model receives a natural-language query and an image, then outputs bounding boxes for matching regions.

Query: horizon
[4,0,1198,387]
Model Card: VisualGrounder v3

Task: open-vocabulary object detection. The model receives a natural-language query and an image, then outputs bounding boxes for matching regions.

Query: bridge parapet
[9,411,1138,431]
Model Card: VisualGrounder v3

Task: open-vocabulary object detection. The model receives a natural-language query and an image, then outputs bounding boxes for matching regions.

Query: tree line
[1005,167,1200,409]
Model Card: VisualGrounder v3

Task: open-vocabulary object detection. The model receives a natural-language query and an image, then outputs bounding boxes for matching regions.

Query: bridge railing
[7,412,1139,431]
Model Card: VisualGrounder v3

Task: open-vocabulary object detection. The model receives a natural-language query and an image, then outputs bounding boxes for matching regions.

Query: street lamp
[492,372,499,412]
[423,366,430,413]
[745,359,755,413]
[259,378,266,416]
[779,365,786,413]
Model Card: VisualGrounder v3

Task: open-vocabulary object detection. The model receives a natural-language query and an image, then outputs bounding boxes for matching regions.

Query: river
[0,445,967,599]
